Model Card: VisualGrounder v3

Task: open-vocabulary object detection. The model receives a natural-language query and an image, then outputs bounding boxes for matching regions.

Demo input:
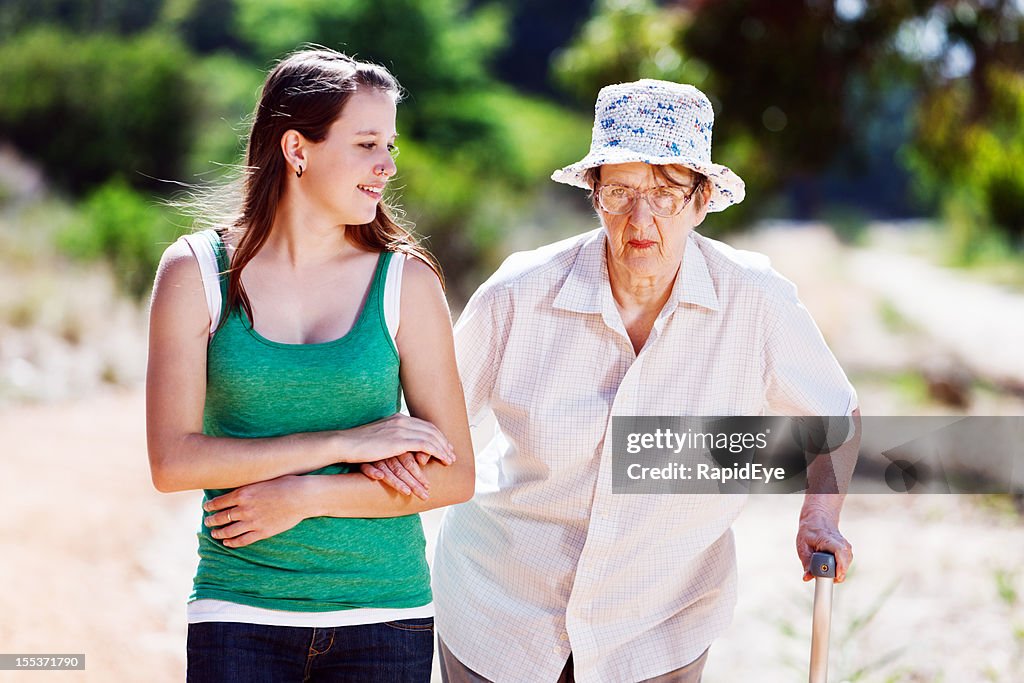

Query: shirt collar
[553,230,721,317]
[553,230,609,315]
[674,232,720,312]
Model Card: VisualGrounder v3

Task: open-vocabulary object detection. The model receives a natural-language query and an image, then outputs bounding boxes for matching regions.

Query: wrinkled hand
[343,414,456,465]
[360,451,451,499]
[796,505,853,583]
[203,475,310,548]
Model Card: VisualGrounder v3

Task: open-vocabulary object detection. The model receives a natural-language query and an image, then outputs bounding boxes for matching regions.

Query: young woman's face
[303,88,398,226]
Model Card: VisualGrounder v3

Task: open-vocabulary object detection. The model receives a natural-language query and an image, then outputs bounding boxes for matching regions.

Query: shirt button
[552,646,562,654]
[560,633,569,641]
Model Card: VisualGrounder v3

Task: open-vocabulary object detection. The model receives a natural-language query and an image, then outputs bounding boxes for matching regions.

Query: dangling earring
[296,166,303,178]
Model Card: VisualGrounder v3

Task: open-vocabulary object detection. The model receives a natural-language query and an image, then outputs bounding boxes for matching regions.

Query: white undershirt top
[186,599,434,628]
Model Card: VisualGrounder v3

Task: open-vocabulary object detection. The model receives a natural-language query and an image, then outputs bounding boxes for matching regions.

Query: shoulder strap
[180,230,225,336]
[382,252,405,343]
[183,234,399,342]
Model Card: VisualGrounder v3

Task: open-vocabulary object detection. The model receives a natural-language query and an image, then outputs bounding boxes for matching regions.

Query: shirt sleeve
[762,281,858,416]
[454,280,512,427]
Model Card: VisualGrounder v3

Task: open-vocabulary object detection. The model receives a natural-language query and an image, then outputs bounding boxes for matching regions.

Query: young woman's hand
[359,451,453,499]
[203,475,312,548]
[341,414,456,465]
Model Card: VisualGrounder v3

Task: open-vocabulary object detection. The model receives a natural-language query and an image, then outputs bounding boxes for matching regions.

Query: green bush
[185,52,265,174]
[59,178,184,297]
[0,26,200,195]
[475,88,593,185]
[389,88,591,298]
[967,68,1024,244]
[0,0,164,38]
[233,0,506,95]
[552,0,694,104]
[905,66,1024,253]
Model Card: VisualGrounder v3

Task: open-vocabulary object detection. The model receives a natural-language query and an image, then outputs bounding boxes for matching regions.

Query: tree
[232,0,506,98]
[900,1,1024,246]
[0,0,164,38]
[552,0,1024,240]
[0,27,199,195]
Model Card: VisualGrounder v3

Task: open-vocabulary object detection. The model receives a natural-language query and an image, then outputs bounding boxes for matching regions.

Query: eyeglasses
[595,181,703,217]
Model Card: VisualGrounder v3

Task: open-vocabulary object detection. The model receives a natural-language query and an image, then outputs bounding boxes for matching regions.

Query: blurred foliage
[0,27,199,195]
[0,0,164,37]
[489,0,593,97]
[907,66,1024,256]
[0,0,595,299]
[553,0,1024,249]
[394,88,591,300]
[552,0,929,229]
[681,0,913,174]
[59,178,184,298]
[5,0,1020,302]
[159,0,249,54]
[553,0,698,101]
[184,53,265,174]
[232,0,507,95]
[898,0,1024,259]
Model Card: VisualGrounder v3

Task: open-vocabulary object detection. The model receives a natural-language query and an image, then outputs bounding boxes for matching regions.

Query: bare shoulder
[150,238,209,334]
[400,254,447,309]
[396,254,452,354]
[154,238,203,293]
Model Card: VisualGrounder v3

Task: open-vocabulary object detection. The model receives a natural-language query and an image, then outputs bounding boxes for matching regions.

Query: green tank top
[189,230,431,611]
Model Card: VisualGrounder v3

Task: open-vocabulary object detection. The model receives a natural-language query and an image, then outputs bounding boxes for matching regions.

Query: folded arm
[200,256,475,546]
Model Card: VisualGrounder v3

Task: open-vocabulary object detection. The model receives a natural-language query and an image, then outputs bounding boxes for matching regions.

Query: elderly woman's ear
[691,181,714,227]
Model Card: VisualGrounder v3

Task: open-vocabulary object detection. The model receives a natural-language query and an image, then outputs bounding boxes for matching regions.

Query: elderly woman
[432,80,858,683]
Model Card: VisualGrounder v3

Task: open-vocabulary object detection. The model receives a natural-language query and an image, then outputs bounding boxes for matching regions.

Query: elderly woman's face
[597,162,706,279]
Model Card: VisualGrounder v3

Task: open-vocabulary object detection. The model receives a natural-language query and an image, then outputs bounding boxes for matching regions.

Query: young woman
[146,47,473,682]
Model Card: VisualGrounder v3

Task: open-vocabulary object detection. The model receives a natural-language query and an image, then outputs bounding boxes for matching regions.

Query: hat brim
[551,150,745,213]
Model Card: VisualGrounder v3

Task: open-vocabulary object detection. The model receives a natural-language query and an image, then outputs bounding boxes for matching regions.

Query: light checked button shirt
[433,228,857,683]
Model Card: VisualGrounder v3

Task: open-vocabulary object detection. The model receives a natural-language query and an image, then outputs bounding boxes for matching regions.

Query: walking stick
[808,551,836,683]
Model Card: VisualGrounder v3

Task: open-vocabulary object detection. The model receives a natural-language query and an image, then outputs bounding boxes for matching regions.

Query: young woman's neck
[263,196,355,268]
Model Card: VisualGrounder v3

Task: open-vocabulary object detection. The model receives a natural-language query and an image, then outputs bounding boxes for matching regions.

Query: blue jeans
[187,619,434,682]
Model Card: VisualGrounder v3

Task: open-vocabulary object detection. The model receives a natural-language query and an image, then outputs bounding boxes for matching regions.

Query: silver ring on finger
[226,510,232,523]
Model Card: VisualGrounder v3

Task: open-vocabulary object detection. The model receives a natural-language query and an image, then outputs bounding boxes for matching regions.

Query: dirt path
[707,495,1024,682]
[734,223,1024,415]
[0,390,197,682]
[848,246,1024,386]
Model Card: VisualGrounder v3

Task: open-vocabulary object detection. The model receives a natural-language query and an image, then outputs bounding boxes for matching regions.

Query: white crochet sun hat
[551,79,745,212]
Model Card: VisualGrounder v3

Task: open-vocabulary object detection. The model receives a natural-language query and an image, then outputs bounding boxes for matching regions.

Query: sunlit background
[1,1,1022,681]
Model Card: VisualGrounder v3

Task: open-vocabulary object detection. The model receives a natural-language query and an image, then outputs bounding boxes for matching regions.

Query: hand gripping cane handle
[808,552,836,683]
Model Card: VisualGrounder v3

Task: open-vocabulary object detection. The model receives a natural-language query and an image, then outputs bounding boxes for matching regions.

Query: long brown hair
[220,47,442,328]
